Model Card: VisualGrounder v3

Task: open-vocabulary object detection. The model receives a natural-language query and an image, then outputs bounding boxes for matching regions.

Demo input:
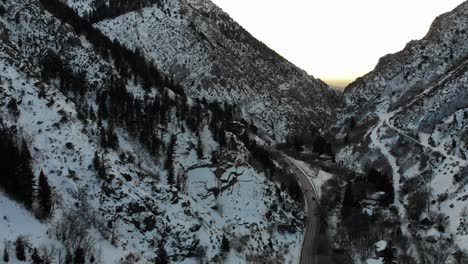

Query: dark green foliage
[7,98,18,112]
[382,241,397,264]
[86,0,163,27]
[366,168,394,206]
[16,140,36,208]
[293,135,305,151]
[453,249,468,264]
[15,237,26,261]
[221,235,230,253]
[31,248,43,264]
[100,125,119,150]
[344,209,372,238]
[39,0,185,95]
[38,0,272,193]
[3,244,9,262]
[93,152,107,180]
[165,135,177,186]
[349,117,356,129]
[196,132,204,159]
[207,101,234,149]
[407,191,429,221]
[0,129,35,208]
[65,251,73,264]
[341,181,354,219]
[154,243,169,264]
[287,179,303,203]
[37,170,53,219]
[287,127,333,157]
[312,135,329,155]
[74,247,86,264]
[93,152,101,172]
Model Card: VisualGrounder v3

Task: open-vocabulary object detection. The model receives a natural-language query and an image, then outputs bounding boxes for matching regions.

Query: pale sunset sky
[210,0,465,89]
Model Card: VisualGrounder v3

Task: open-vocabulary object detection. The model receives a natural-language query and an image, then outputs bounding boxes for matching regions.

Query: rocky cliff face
[66,0,340,142]
[334,1,468,257]
[0,0,305,263]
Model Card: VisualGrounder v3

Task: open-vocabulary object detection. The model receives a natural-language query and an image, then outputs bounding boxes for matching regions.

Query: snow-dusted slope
[334,1,468,259]
[67,0,340,141]
[0,0,305,263]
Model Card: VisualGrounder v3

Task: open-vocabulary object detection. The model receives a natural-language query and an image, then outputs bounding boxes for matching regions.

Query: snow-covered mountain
[65,0,340,142]
[2,0,467,263]
[0,0,306,263]
[332,1,468,262]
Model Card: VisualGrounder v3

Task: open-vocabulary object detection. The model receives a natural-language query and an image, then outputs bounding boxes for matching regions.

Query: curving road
[282,154,320,264]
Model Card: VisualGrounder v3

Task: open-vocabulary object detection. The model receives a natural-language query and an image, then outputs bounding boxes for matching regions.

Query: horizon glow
[210,0,465,88]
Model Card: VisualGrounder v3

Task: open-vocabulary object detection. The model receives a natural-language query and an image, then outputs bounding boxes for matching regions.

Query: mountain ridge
[65,0,340,142]
[329,1,468,261]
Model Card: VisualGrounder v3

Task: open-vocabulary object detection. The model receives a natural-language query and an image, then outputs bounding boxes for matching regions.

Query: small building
[419,212,434,227]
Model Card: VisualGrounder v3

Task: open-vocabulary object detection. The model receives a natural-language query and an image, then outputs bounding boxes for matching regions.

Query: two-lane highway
[282,154,320,264]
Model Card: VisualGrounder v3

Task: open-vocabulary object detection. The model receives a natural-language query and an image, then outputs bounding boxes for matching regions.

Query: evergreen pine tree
[350,117,356,129]
[89,106,96,121]
[154,242,169,264]
[93,152,107,179]
[165,135,177,186]
[37,170,53,219]
[221,235,230,253]
[106,124,119,150]
[31,248,43,264]
[15,237,26,261]
[64,250,73,264]
[196,132,204,159]
[382,241,397,264]
[74,247,86,264]
[15,140,35,208]
[3,243,9,263]
[383,179,395,206]
[341,181,354,219]
[93,151,101,172]
[312,135,326,155]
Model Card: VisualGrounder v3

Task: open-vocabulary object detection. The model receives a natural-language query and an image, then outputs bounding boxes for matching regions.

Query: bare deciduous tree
[416,240,453,264]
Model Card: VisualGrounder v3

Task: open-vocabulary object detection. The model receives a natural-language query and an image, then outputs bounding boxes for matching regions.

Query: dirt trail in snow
[369,107,408,225]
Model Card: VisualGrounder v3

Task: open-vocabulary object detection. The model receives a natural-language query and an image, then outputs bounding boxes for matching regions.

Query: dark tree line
[0,128,53,218]
[86,0,163,23]
[37,170,53,219]
[39,50,241,188]
[165,135,177,186]
[0,128,35,208]
[3,243,8,262]
[362,168,394,206]
[340,167,396,240]
[39,0,281,195]
[286,127,334,157]
[39,0,184,96]
[41,54,88,100]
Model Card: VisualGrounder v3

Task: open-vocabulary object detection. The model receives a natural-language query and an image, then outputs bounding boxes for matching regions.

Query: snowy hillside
[0,0,305,263]
[66,0,340,142]
[331,1,468,263]
[2,0,467,263]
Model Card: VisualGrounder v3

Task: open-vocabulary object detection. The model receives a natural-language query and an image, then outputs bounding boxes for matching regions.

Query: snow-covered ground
[0,0,306,262]
[285,156,334,198]
[88,0,338,141]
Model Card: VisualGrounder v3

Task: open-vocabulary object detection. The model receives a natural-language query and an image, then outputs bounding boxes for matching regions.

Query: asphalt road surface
[282,154,320,264]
